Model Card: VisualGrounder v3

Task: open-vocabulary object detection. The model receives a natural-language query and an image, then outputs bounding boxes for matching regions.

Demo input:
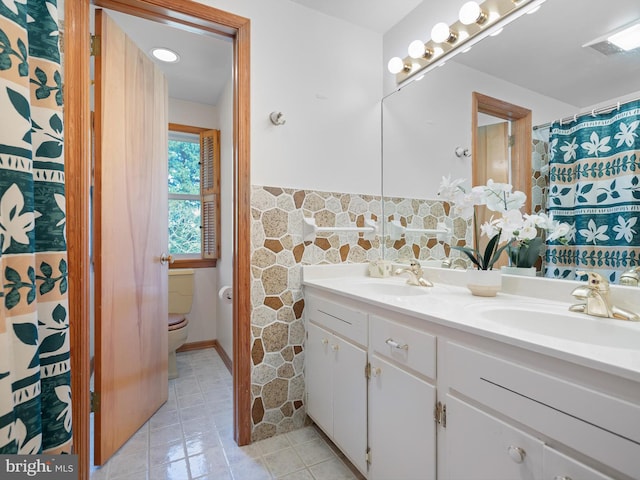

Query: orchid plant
[438,176,570,270]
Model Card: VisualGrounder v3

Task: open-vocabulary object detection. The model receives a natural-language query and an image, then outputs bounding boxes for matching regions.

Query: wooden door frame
[471,91,532,213]
[64,1,251,478]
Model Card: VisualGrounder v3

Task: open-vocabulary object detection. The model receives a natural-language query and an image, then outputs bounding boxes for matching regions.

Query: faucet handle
[576,270,609,291]
[620,267,640,286]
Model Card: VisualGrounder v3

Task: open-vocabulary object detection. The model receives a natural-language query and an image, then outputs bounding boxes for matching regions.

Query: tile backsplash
[249,185,468,440]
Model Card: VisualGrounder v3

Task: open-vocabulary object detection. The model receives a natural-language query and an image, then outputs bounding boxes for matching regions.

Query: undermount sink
[472,302,640,349]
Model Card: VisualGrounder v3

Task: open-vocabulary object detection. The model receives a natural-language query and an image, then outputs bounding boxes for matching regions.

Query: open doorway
[64,1,251,478]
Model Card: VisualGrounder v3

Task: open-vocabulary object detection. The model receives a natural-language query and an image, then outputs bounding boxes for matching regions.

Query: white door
[543,446,615,480]
[93,9,169,465]
[332,334,367,475]
[444,396,543,480]
[306,322,334,435]
[369,355,436,480]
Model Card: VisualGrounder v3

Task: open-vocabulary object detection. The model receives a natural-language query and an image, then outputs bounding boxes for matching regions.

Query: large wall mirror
[382,0,640,281]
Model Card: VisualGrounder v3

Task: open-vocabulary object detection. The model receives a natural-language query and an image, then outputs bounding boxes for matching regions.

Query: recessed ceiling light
[151,47,180,63]
[608,22,640,51]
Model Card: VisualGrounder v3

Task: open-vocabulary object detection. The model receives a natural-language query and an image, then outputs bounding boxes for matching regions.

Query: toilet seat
[168,314,189,331]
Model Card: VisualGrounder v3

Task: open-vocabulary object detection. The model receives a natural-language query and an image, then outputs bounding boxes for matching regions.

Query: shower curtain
[546,99,640,282]
[0,0,71,454]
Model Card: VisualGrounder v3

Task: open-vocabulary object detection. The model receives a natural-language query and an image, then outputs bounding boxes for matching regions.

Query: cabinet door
[543,446,615,480]
[306,322,333,436]
[332,333,368,475]
[444,396,543,480]
[369,355,436,480]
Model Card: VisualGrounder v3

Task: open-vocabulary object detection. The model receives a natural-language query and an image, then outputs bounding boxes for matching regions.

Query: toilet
[168,269,194,379]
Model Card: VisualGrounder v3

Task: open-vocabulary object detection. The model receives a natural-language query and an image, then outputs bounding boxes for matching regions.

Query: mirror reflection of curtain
[545,100,640,282]
[0,0,72,454]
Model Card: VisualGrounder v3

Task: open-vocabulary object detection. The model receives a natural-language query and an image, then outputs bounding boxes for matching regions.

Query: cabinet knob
[507,446,526,464]
[554,477,572,480]
[372,367,382,377]
[321,338,329,345]
[385,338,409,350]
[331,344,339,351]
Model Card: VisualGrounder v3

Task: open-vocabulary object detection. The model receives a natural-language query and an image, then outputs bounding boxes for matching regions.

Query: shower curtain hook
[573,114,577,123]
[591,109,596,117]
[617,101,620,111]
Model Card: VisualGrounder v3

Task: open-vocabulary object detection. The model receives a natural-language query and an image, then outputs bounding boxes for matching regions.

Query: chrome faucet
[620,267,640,287]
[394,259,433,287]
[569,271,639,321]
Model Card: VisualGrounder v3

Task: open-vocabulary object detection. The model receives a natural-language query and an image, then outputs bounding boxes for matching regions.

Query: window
[168,123,220,268]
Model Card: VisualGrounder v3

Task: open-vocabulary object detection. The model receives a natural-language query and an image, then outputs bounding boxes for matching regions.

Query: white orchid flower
[437,175,466,201]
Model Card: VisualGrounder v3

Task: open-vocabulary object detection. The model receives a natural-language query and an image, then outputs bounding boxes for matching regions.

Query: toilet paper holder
[218,286,233,303]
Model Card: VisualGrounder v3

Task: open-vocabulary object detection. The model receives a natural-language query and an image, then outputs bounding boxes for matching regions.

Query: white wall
[216,76,234,359]
[197,0,384,196]
[186,269,218,343]
[169,98,220,128]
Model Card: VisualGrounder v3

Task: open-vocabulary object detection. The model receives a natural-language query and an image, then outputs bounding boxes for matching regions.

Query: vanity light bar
[390,0,541,83]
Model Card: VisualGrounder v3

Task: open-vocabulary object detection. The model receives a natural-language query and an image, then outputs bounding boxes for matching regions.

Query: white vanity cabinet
[305,293,368,475]
[543,446,615,480]
[444,396,544,479]
[303,278,640,480]
[443,340,640,480]
[368,315,437,480]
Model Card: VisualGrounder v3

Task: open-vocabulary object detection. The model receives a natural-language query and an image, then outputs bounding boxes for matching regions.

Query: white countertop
[302,264,640,384]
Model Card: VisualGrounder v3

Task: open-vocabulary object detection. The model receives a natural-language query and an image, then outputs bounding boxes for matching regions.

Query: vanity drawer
[445,342,640,479]
[305,293,367,346]
[370,315,436,379]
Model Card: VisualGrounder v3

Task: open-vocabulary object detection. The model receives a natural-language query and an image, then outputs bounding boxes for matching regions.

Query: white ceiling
[102,9,233,106]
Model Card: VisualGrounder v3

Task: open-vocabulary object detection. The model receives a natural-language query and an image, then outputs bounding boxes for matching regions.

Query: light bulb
[408,40,433,59]
[459,2,487,25]
[387,57,406,74]
[408,40,425,59]
[431,22,456,43]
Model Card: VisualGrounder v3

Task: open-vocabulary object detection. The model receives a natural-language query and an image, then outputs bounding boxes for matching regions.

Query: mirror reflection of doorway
[472,92,532,268]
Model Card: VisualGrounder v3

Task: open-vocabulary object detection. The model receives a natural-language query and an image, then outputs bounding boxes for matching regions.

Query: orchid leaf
[451,245,482,269]
[483,233,501,269]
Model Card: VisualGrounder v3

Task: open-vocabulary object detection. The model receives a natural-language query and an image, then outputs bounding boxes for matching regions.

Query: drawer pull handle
[385,338,409,350]
[507,446,526,464]
[331,344,339,351]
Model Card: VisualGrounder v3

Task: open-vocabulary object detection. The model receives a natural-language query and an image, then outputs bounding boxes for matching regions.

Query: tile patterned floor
[90,348,363,480]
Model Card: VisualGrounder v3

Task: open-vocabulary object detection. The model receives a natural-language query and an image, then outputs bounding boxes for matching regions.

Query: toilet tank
[168,269,195,314]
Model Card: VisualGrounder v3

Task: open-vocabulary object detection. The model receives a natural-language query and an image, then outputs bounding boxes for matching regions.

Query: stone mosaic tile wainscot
[249,186,469,441]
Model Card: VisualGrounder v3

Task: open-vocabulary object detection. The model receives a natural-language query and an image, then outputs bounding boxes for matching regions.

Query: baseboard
[176,340,216,352]
[213,340,233,374]
[176,339,233,374]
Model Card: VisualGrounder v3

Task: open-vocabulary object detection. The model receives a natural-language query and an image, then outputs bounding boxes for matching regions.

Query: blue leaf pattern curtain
[546,100,640,282]
[0,0,71,454]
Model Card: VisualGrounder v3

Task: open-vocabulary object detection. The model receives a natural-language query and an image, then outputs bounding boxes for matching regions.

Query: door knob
[160,253,174,265]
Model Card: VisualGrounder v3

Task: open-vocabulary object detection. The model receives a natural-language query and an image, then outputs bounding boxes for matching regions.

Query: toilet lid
[168,314,188,331]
